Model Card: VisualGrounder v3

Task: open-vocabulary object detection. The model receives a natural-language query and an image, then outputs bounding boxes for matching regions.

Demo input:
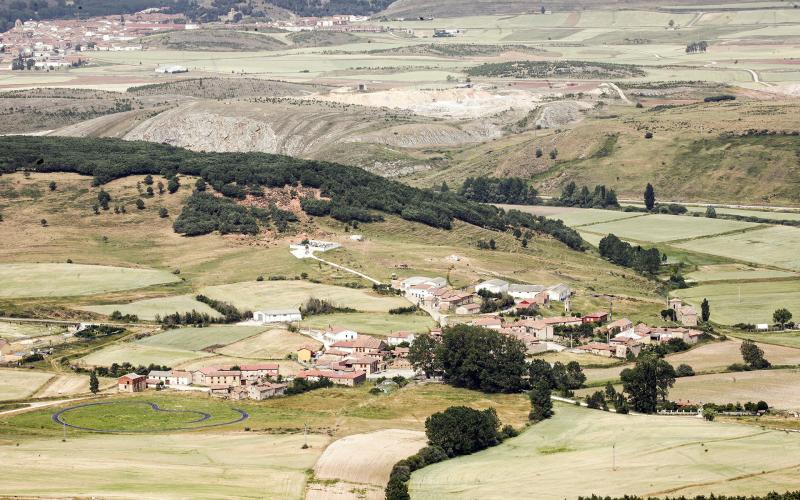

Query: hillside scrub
[467,60,645,79]
[0,137,584,249]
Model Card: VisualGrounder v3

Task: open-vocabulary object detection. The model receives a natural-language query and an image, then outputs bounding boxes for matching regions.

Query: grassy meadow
[581,214,761,244]
[0,369,54,401]
[135,325,265,351]
[410,402,800,499]
[675,225,800,272]
[673,280,800,325]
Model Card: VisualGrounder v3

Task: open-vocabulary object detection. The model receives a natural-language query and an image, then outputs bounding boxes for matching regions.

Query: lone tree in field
[620,355,676,413]
[89,370,99,394]
[159,207,169,218]
[168,176,180,194]
[49,181,57,191]
[773,308,793,329]
[701,298,710,322]
[97,189,111,210]
[644,183,656,211]
[143,174,153,185]
[705,206,717,218]
[740,340,770,370]
[136,199,145,210]
[528,380,553,421]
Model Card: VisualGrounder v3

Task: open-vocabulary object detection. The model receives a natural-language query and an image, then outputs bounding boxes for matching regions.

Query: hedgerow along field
[409,402,800,499]
[80,295,221,321]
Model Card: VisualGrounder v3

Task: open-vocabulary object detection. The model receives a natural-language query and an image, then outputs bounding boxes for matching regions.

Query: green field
[0,263,179,298]
[0,369,54,401]
[495,205,644,228]
[200,280,409,313]
[79,343,212,368]
[730,331,800,349]
[300,312,436,337]
[687,207,800,222]
[582,215,761,243]
[676,225,800,272]
[686,264,797,283]
[136,325,264,351]
[673,280,800,325]
[0,321,66,339]
[410,402,800,499]
[81,295,221,321]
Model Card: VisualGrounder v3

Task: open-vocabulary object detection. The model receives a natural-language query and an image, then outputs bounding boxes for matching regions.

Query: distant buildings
[118,373,146,393]
[253,308,302,324]
[155,65,188,74]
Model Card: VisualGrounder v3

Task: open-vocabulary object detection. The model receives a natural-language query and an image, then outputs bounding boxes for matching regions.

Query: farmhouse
[240,363,279,381]
[456,302,481,315]
[432,288,475,311]
[398,276,447,291]
[296,369,366,386]
[246,382,287,400]
[582,311,609,324]
[329,341,355,354]
[118,373,146,393]
[623,324,704,345]
[323,326,358,344]
[336,356,382,374]
[597,318,634,337]
[541,316,583,327]
[505,319,554,340]
[669,298,699,327]
[253,308,302,324]
[387,331,416,346]
[352,335,388,355]
[297,345,319,363]
[577,342,616,358]
[475,279,509,295]
[470,316,503,330]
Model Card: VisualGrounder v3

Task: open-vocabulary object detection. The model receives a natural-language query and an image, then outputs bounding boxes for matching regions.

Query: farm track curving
[51,401,249,433]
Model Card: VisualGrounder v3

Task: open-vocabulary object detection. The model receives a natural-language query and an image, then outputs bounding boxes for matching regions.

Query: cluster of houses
[118,363,289,400]
[394,276,572,316]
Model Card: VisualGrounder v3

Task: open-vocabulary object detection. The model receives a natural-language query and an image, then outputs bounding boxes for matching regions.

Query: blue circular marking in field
[51,401,249,433]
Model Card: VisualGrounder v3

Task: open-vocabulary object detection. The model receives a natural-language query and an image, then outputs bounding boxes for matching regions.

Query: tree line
[458,176,541,205]
[556,182,619,209]
[0,137,585,251]
[598,234,662,275]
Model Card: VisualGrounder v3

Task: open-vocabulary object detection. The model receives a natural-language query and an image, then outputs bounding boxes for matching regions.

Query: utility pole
[612,442,616,471]
[304,422,308,448]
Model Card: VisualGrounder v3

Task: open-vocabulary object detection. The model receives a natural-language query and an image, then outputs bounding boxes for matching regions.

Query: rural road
[310,255,382,285]
[745,69,772,87]
[604,82,631,104]
[0,397,84,417]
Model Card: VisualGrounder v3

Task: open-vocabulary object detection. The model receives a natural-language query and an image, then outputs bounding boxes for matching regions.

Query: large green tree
[89,370,99,394]
[551,361,586,396]
[528,380,553,422]
[408,332,441,378]
[701,298,710,322]
[773,308,793,329]
[425,406,501,457]
[740,340,770,369]
[620,355,676,413]
[437,325,528,393]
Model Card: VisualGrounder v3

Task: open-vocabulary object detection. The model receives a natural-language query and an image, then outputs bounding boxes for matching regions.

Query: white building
[253,308,302,324]
[400,276,447,291]
[546,284,571,301]
[508,284,547,300]
[475,279,509,295]
[323,327,358,345]
[387,331,416,346]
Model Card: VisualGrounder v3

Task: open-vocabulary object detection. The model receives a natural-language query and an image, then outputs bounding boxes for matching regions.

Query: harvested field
[583,215,761,243]
[79,343,211,368]
[675,225,800,271]
[140,29,287,52]
[666,339,800,373]
[0,369,54,401]
[673,280,800,325]
[0,263,180,298]
[0,321,66,339]
[177,356,303,376]
[313,429,426,492]
[32,374,115,398]
[410,402,800,499]
[136,326,265,352]
[199,280,409,313]
[216,328,319,359]
[80,295,221,321]
[0,431,325,499]
[670,369,800,410]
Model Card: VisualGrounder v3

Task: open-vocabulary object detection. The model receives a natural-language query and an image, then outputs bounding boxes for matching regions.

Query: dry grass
[216,328,319,359]
[0,369,54,401]
[670,368,800,410]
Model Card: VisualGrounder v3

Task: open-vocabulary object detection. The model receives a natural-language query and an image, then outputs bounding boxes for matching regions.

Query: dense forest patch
[466,60,646,79]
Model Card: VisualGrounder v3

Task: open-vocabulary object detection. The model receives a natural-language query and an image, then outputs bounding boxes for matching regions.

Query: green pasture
[199,280,409,313]
[673,280,800,325]
[79,343,211,368]
[584,214,761,243]
[687,206,800,222]
[300,312,435,337]
[686,264,796,283]
[730,331,800,349]
[675,225,800,271]
[135,325,264,351]
[410,402,800,498]
[80,295,220,321]
[0,263,179,298]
